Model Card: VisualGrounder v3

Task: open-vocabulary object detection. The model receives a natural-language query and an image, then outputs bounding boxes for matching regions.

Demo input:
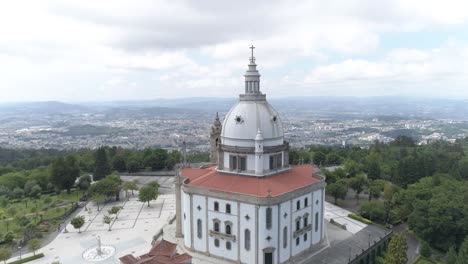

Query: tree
[366,154,381,180]
[445,246,458,264]
[123,181,137,198]
[368,180,383,201]
[112,155,127,172]
[77,175,92,191]
[108,206,122,219]
[0,247,12,264]
[11,187,24,199]
[126,157,140,173]
[91,194,106,211]
[90,175,122,201]
[384,233,408,264]
[27,238,41,256]
[94,147,111,181]
[359,201,385,223]
[313,151,326,166]
[70,215,85,233]
[144,148,168,170]
[349,174,368,201]
[29,185,42,199]
[420,240,431,258]
[103,215,114,231]
[457,236,468,264]
[139,185,158,207]
[344,160,362,177]
[50,156,80,194]
[327,181,347,205]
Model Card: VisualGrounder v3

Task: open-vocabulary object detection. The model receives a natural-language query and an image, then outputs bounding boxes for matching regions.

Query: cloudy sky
[1,0,468,102]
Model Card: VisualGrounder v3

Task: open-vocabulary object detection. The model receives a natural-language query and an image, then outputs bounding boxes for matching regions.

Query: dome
[221,100,283,142]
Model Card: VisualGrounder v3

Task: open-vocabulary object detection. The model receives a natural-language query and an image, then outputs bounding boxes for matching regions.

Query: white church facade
[175,47,326,264]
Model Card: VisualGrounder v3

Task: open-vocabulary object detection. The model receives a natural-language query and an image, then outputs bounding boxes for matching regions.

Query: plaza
[10,192,176,264]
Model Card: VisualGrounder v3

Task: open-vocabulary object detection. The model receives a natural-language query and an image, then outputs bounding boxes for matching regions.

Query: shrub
[348,214,372,224]
[2,232,14,243]
[8,253,44,264]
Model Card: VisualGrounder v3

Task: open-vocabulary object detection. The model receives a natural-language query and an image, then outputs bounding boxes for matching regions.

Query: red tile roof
[182,164,321,197]
[119,239,191,264]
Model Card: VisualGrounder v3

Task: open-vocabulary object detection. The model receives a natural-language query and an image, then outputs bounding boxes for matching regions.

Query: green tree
[0,247,12,264]
[327,181,347,205]
[457,236,468,264]
[70,215,85,233]
[344,160,362,177]
[103,215,114,231]
[445,246,458,264]
[112,155,127,172]
[359,201,385,223]
[368,180,383,201]
[94,147,111,181]
[123,181,138,198]
[92,194,106,211]
[144,148,168,170]
[366,154,381,180]
[313,151,326,166]
[11,187,24,199]
[139,185,158,207]
[349,174,368,201]
[77,175,91,191]
[384,233,408,264]
[108,206,122,219]
[27,238,41,256]
[50,156,80,193]
[90,175,122,200]
[420,240,431,258]
[126,157,140,173]
[29,184,42,199]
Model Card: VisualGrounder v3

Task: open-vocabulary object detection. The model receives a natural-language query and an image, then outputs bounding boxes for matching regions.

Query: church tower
[209,112,221,163]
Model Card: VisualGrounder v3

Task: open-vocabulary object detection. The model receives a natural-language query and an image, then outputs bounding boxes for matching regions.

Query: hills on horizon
[0,96,467,120]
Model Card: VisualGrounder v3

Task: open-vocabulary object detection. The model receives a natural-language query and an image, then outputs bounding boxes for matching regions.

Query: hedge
[348,214,372,224]
[8,253,44,264]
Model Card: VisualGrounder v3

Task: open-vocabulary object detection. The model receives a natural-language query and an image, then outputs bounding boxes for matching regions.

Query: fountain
[82,236,117,263]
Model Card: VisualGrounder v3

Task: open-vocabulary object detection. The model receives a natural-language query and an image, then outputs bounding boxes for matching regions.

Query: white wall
[192,194,207,252]
[239,203,256,264]
[312,189,323,245]
[182,191,191,248]
[258,205,279,264]
[291,193,313,256]
[279,200,291,263]
[207,197,239,261]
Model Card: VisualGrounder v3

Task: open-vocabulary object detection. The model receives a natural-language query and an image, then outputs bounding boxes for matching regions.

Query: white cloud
[0,0,468,101]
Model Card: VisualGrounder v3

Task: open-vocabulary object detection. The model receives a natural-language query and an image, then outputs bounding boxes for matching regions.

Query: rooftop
[181,164,322,197]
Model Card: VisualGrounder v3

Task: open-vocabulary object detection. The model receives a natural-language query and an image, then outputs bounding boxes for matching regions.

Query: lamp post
[18,246,22,260]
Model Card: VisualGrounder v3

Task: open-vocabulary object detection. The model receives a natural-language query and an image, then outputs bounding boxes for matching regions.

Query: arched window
[315,212,319,232]
[226,224,231,235]
[226,204,231,214]
[305,198,308,207]
[283,227,288,248]
[214,222,220,232]
[226,241,232,250]
[214,239,220,247]
[296,219,301,231]
[266,207,272,229]
[296,200,300,210]
[197,219,202,239]
[296,237,300,246]
[304,233,308,241]
[304,215,308,227]
[245,229,251,251]
[214,202,219,211]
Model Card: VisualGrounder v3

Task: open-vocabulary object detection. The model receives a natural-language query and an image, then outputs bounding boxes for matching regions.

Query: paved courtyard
[11,193,176,264]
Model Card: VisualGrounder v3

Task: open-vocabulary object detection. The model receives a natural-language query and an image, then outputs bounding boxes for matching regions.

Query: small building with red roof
[174,47,326,264]
[119,239,192,264]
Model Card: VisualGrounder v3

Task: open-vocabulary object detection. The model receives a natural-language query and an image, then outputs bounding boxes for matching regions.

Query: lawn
[0,190,83,239]
[414,256,442,264]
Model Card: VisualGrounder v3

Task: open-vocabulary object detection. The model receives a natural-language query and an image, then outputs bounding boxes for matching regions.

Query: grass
[414,256,442,264]
[0,190,83,239]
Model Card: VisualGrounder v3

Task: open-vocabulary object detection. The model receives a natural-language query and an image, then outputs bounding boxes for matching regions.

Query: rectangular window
[230,155,237,170]
[239,156,247,171]
[276,153,282,168]
[315,212,319,232]
[296,200,300,210]
[266,208,272,229]
[305,198,308,207]
[304,233,308,241]
[296,237,300,246]
[269,156,274,170]
[304,217,308,227]
[197,219,202,239]
[296,220,300,232]
[226,204,231,214]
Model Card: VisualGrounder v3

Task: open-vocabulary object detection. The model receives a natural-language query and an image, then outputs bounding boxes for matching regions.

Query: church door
[264,252,273,264]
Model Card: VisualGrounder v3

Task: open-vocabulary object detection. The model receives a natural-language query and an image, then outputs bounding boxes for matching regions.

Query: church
[175,47,326,264]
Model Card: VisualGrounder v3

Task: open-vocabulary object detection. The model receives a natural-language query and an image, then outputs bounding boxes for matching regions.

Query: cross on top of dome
[250,44,255,63]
